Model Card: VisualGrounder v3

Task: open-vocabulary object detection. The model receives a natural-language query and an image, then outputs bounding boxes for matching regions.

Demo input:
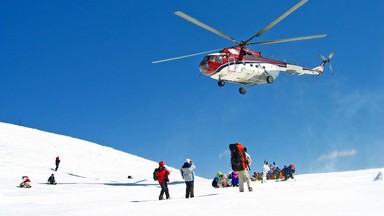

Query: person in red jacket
[20,176,32,188]
[155,161,170,200]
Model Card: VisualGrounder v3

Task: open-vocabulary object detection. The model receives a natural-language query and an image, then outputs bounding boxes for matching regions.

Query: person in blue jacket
[180,158,196,198]
[229,171,239,187]
[180,158,196,199]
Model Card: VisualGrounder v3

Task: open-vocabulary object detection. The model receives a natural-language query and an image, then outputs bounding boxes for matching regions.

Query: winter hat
[159,161,165,167]
[185,158,191,163]
[217,171,222,176]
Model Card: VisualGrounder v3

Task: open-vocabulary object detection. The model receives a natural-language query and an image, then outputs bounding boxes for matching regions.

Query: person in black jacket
[282,164,296,180]
[47,174,57,185]
[55,156,60,171]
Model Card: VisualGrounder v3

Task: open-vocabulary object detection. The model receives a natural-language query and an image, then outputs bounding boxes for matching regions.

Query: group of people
[210,145,296,191]
[19,157,60,188]
[211,143,253,192]
[251,161,296,182]
[153,158,196,200]
[211,170,239,188]
[20,144,296,201]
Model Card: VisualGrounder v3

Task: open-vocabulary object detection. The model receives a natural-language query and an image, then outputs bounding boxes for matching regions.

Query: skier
[155,161,170,200]
[180,158,196,198]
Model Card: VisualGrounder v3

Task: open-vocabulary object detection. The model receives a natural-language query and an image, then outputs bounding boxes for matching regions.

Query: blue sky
[1,0,383,178]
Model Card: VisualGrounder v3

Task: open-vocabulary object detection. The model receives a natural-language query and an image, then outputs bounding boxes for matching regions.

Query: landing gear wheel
[266,75,274,84]
[218,80,225,87]
[239,87,246,95]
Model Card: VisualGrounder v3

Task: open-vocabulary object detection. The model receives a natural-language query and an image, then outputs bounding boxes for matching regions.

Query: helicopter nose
[199,61,209,73]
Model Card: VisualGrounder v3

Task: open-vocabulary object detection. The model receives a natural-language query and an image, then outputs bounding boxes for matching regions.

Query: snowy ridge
[0,122,185,184]
[1,122,383,216]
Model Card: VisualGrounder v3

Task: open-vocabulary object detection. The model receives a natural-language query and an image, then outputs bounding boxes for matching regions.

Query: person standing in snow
[180,158,196,198]
[262,160,270,183]
[237,147,252,192]
[55,156,60,171]
[19,176,32,188]
[155,161,170,200]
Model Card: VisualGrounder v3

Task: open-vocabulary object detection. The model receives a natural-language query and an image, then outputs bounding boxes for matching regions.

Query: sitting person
[229,171,239,187]
[267,164,275,179]
[20,176,32,188]
[218,172,228,187]
[282,164,296,180]
[212,177,219,188]
[273,167,282,180]
[212,171,227,188]
[47,174,57,185]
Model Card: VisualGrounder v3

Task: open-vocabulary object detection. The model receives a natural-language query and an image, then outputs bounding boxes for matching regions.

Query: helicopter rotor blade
[328,51,335,59]
[329,63,334,76]
[251,34,327,45]
[175,11,239,44]
[244,0,308,45]
[328,51,335,76]
[152,48,222,64]
[319,53,327,61]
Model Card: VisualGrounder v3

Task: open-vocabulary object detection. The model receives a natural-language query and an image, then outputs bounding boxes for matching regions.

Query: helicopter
[152,0,334,94]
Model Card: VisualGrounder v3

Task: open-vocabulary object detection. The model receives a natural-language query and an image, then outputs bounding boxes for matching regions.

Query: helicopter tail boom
[284,51,335,76]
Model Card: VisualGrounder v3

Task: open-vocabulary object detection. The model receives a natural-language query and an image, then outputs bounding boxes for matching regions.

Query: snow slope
[1,122,383,216]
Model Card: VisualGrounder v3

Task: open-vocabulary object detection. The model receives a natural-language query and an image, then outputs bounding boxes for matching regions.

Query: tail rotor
[319,51,335,76]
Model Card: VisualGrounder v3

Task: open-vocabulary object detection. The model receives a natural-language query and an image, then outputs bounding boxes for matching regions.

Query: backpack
[153,168,158,181]
[229,143,246,171]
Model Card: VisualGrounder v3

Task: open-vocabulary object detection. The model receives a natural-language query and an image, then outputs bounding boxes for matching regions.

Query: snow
[1,122,383,216]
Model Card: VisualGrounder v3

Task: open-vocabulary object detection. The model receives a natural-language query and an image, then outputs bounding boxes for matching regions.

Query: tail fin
[312,62,325,74]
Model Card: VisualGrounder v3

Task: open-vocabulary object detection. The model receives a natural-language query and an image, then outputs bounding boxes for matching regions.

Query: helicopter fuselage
[199,47,286,85]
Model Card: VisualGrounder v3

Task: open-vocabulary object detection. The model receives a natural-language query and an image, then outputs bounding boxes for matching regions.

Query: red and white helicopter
[153,0,334,94]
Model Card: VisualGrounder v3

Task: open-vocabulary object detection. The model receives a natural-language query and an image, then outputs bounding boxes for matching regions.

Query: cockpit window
[217,55,223,63]
[206,55,226,62]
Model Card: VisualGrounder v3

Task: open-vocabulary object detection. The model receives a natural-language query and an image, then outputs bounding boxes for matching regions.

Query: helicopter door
[228,57,236,72]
